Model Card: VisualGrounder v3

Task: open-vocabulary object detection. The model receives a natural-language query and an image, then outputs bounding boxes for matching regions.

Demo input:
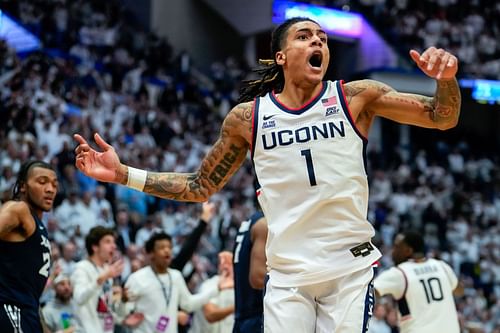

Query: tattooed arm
[74,102,254,202]
[142,103,252,201]
[344,47,461,132]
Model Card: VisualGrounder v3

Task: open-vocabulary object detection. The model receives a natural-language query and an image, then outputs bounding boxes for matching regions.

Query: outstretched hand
[410,47,458,80]
[74,133,124,183]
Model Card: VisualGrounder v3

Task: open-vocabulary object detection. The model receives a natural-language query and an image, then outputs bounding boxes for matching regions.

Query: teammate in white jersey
[374,231,461,333]
[73,17,461,332]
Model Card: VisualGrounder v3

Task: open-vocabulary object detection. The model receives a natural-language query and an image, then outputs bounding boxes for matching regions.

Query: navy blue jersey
[0,212,51,310]
[233,211,265,320]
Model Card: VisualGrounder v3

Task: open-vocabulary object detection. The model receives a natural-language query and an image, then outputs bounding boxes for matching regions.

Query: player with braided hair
[75,17,461,332]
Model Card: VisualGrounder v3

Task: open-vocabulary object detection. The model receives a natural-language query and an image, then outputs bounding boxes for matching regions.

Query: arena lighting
[272,0,363,39]
[459,79,500,105]
[0,9,41,53]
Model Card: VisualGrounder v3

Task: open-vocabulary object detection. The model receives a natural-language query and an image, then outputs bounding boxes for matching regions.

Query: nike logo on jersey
[263,114,276,121]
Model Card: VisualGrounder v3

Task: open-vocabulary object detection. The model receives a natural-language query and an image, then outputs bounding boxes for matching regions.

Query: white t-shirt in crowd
[71,260,126,333]
[125,266,218,333]
[189,275,234,333]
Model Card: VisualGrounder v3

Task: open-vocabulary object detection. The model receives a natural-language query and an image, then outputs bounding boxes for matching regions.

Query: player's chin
[40,202,54,212]
[304,73,323,85]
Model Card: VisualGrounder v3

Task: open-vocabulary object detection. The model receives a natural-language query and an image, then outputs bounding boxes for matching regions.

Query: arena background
[0,0,498,332]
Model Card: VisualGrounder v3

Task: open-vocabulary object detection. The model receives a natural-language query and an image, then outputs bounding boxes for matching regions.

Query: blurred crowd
[368,142,500,332]
[305,0,500,79]
[0,0,498,332]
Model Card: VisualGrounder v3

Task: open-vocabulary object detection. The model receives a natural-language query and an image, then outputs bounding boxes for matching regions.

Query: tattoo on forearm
[208,144,243,185]
[434,79,461,123]
[142,103,251,202]
[144,173,188,200]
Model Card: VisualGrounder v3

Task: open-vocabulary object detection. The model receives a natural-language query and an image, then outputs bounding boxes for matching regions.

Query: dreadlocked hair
[238,17,319,103]
[12,160,53,200]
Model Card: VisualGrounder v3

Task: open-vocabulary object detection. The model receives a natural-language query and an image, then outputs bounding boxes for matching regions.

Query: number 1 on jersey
[300,149,317,186]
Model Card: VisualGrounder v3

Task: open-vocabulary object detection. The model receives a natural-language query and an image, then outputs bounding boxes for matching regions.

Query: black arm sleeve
[170,219,208,271]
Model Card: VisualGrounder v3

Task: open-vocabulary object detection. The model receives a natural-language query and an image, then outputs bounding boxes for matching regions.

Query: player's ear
[19,181,27,195]
[276,51,286,65]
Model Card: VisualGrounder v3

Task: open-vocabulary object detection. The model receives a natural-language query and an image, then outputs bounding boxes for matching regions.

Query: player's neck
[279,81,323,109]
[24,198,43,220]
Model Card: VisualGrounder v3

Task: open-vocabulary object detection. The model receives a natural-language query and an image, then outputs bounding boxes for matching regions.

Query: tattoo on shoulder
[344,83,366,104]
[344,80,393,104]
[229,102,254,135]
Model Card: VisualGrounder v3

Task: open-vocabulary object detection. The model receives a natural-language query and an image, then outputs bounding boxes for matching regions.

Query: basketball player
[232,211,267,333]
[0,160,58,332]
[74,17,461,332]
[374,231,461,332]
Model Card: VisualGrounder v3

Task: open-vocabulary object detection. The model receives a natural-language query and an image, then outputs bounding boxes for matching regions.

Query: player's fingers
[418,46,436,63]
[436,53,451,80]
[409,49,422,65]
[447,55,457,68]
[74,144,89,155]
[73,134,88,145]
[94,133,112,151]
[426,48,444,71]
[75,157,86,170]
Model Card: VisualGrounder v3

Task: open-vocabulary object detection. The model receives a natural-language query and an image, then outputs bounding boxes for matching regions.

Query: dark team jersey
[233,211,265,320]
[0,212,51,309]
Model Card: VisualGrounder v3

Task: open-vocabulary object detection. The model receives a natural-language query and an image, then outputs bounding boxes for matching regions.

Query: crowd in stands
[307,0,500,79]
[0,0,498,332]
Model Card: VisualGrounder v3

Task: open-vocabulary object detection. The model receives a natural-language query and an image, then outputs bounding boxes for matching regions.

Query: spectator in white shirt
[124,232,233,333]
[71,226,126,333]
[189,251,235,333]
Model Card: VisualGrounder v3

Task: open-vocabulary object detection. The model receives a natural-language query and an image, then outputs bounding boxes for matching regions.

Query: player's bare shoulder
[343,79,394,105]
[0,201,32,238]
[223,101,254,144]
[0,200,31,216]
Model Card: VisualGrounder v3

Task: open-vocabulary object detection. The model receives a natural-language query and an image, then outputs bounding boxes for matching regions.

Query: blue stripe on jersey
[335,80,368,174]
[268,81,327,115]
[362,268,375,332]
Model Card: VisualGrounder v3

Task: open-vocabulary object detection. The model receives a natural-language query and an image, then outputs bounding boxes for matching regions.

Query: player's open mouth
[309,52,322,68]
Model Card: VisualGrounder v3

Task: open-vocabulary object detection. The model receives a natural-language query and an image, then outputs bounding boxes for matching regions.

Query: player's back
[397,258,460,333]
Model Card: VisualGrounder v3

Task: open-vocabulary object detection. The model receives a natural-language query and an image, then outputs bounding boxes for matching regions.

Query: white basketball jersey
[374,258,460,333]
[252,80,381,287]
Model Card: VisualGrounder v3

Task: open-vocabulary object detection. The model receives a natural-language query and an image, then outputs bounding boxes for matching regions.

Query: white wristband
[127,167,147,191]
